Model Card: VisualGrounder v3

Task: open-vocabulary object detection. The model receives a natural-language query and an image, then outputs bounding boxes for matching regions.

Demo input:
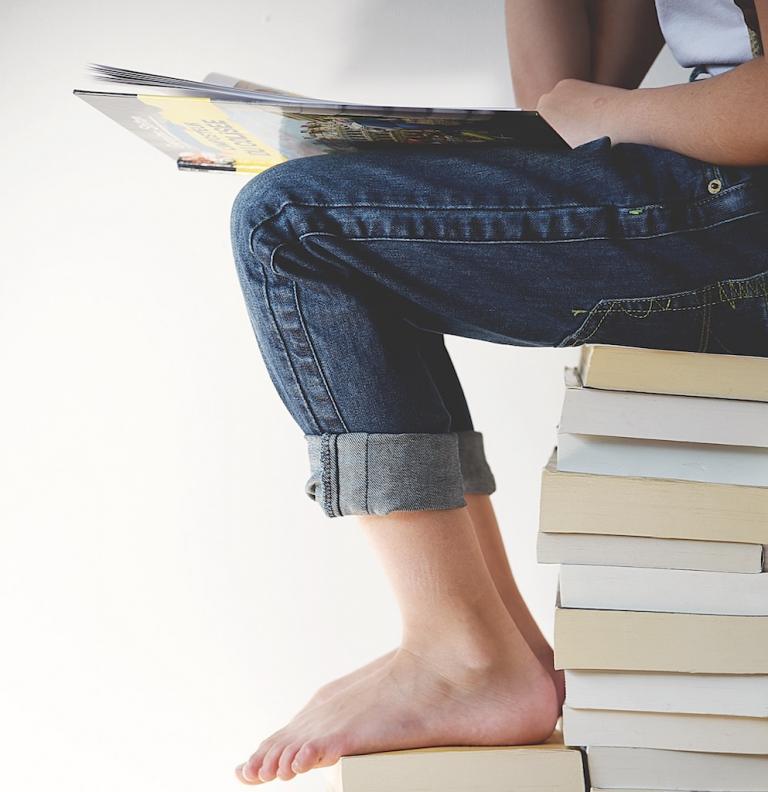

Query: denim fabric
[230,137,768,517]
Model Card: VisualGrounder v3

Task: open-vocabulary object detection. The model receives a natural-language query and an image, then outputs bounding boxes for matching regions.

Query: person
[230,0,768,784]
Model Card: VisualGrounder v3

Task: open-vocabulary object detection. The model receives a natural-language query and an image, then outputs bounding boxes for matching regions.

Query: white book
[559,564,768,616]
[563,706,768,754]
[587,745,768,791]
[560,371,768,448]
[565,670,768,717]
[556,434,768,487]
[537,532,763,573]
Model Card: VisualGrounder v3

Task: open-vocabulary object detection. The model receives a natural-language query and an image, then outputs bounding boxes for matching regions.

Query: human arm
[505,0,664,108]
[536,1,768,165]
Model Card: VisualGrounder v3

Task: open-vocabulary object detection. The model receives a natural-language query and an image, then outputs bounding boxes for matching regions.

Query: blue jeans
[230,137,768,518]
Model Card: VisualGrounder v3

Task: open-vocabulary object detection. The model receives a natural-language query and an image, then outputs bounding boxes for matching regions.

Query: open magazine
[74,64,569,174]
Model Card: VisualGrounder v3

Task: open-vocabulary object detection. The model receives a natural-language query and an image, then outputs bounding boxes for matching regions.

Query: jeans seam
[291,281,350,432]
[246,181,756,250]
[242,257,322,434]
[294,207,765,245]
[320,434,332,517]
[364,434,369,514]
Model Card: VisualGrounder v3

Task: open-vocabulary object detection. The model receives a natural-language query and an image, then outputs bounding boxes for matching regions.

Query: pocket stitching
[565,270,768,346]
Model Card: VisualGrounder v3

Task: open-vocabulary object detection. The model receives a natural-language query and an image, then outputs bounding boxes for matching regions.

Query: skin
[236,3,766,784]
[520,0,768,164]
[236,496,562,784]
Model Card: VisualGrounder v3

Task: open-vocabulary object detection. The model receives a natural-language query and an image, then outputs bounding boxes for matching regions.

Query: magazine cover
[75,65,569,174]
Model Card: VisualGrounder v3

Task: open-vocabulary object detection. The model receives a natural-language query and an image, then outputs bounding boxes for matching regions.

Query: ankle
[401,616,536,674]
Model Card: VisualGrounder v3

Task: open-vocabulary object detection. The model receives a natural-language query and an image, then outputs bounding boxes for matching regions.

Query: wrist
[606,88,657,147]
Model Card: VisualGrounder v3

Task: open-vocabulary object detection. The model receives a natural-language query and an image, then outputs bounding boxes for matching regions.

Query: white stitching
[295,207,765,245]
[246,182,761,252]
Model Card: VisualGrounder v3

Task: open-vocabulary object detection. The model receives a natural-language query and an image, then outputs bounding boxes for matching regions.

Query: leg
[289,493,562,719]
[240,507,558,784]
[465,493,564,704]
[231,142,768,784]
[281,329,500,717]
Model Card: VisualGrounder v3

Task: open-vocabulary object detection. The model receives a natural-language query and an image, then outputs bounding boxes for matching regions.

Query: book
[559,564,768,616]
[560,369,768,448]
[577,344,768,402]
[75,65,567,174]
[321,732,586,792]
[555,434,768,487]
[554,607,768,673]
[587,745,768,791]
[565,670,768,718]
[563,706,768,755]
[536,532,764,573]
[539,454,768,544]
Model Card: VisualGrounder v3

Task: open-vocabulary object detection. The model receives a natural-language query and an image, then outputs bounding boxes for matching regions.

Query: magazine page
[88,64,527,117]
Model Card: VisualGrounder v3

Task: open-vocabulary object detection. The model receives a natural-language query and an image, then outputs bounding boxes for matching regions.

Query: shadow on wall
[328,0,515,107]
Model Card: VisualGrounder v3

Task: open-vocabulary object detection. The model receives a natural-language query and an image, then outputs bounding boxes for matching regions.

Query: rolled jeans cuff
[303,430,496,518]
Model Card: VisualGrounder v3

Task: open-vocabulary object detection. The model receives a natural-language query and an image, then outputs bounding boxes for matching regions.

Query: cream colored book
[588,746,768,792]
[554,607,768,673]
[322,732,585,792]
[537,531,764,573]
[563,706,768,755]
[539,453,768,545]
[559,564,768,616]
[578,344,768,402]
[565,670,768,718]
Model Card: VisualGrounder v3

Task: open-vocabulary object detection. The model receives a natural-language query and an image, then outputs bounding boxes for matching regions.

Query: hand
[536,79,631,148]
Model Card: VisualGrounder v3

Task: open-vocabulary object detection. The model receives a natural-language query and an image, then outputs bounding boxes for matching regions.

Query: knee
[229,156,333,261]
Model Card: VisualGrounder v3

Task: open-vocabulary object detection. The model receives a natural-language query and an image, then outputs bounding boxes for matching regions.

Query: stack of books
[539,343,768,792]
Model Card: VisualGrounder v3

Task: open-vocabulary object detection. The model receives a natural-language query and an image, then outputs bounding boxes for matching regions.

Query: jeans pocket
[559,269,768,356]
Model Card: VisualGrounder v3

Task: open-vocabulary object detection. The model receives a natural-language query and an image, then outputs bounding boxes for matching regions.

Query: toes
[292,736,345,774]
[240,736,281,784]
[235,763,261,785]
[291,739,322,774]
[256,743,286,783]
[276,742,303,780]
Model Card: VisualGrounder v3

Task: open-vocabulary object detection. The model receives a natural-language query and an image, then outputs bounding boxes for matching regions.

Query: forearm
[505,0,591,108]
[608,58,768,165]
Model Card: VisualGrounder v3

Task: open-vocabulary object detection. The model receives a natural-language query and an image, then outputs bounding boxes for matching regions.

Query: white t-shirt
[655,0,763,75]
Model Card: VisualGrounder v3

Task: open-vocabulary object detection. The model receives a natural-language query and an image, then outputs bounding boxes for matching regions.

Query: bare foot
[236,642,559,784]
[289,638,563,726]
[289,649,395,716]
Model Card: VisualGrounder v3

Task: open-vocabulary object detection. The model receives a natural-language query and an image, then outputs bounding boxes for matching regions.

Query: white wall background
[0,3,686,791]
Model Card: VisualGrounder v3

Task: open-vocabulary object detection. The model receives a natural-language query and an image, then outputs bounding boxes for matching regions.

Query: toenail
[238,764,253,782]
